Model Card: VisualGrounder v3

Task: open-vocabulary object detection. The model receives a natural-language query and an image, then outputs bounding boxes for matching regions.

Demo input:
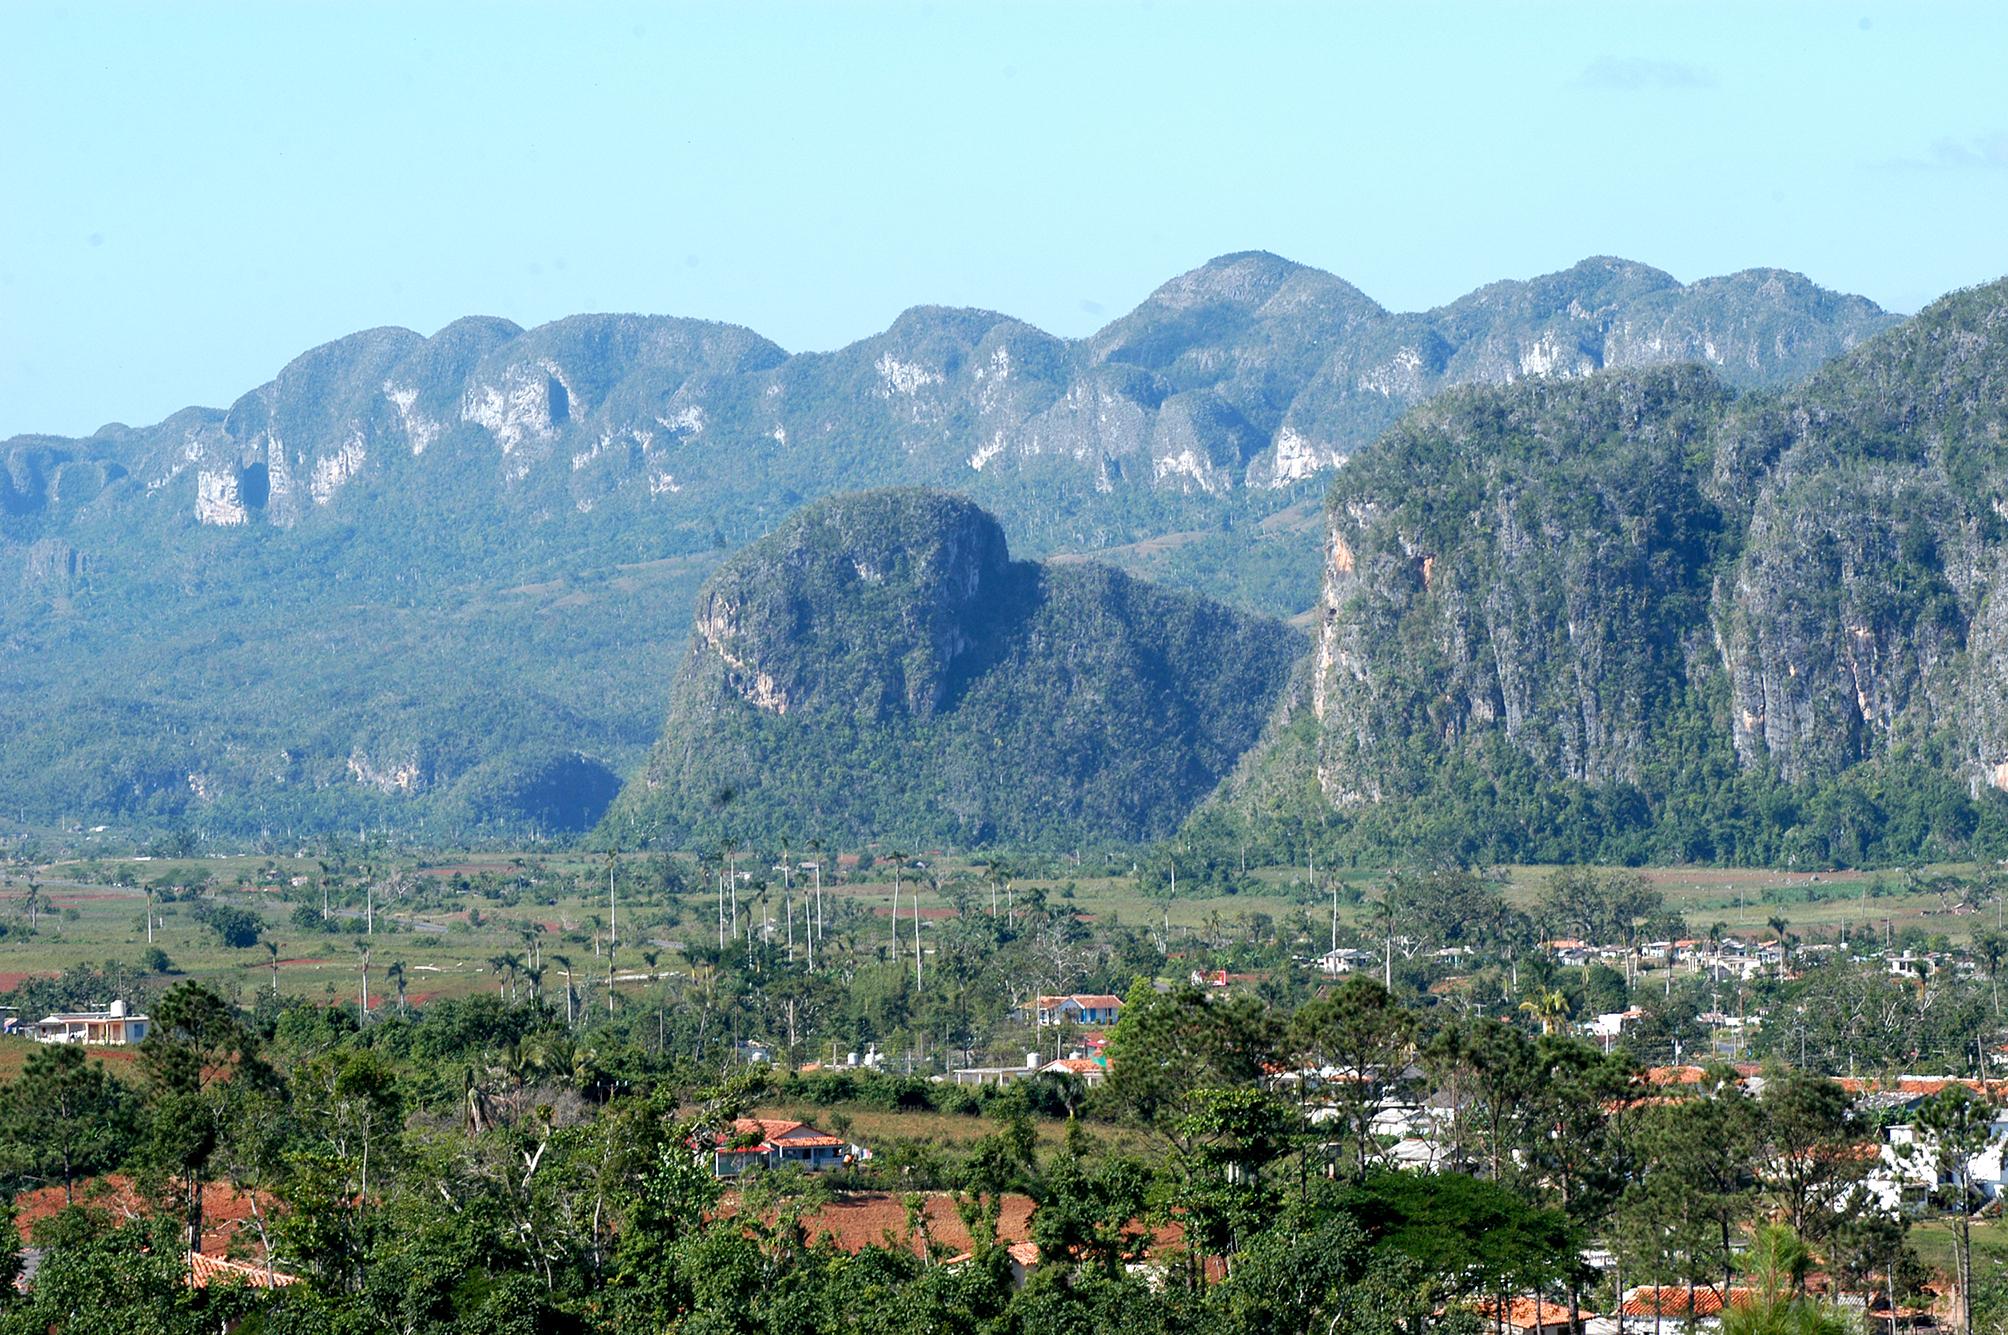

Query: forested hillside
[1203,278,2008,870]
[607,490,1301,848]
[0,254,1889,843]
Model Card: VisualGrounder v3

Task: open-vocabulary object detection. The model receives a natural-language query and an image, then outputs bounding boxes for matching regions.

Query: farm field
[0,850,1991,1025]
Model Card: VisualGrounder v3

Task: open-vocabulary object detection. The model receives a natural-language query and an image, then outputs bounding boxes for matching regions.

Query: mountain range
[0,252,1902,843]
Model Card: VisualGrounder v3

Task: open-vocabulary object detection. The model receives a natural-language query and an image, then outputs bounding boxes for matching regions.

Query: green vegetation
[0,256,1894,846]
[1211,278,2008,870]
[609,490,1302,848]
[0,842,1973,1333]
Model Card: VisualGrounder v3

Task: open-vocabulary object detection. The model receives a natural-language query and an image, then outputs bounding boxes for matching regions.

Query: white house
[36,999,148,1046]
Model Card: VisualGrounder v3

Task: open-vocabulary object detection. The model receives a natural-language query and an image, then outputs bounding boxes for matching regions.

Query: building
[1028,994,1124,1027]
[36,999,148,1046]
[186,1253,300,1291]
[1040,1056,1107,1087]
[1473,1297,1592,1335]
[711,1117,864,1178]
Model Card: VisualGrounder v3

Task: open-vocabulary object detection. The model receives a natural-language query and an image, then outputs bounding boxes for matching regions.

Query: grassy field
[0,851,1988,1022]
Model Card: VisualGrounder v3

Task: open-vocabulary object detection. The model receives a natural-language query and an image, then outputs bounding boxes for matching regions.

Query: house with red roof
[1026,994,1124,1027]
[1473,1296,1592,1335]
[711,1117,864,1178]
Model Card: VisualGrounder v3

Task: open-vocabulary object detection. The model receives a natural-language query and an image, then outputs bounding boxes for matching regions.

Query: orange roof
[187,1253,299,1290]
[1643,1066,1709,1086]
[723,1117,847,1150]
[1045,1058,1102,1075]
[1620,1286,1755,1317]
[1475,1297,1589,1328]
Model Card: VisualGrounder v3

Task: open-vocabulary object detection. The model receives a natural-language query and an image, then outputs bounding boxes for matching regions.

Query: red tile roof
[1620,1286,1755,1317]
[1474,1297,1590,1329]
[187,1253,299,1290]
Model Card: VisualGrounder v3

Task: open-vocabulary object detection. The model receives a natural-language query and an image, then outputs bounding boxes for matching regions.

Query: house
[944,1240,1042,1289]
[952,1053,1045,1087]
[1473,1296,1592,1335]
[36,999,148,1046]
[1609,1285,1757,1331]
[1314,948,1371,976]
[1028,994,1124,1027]
[711,1117,864,1178]
[1039,1056,1107,1087]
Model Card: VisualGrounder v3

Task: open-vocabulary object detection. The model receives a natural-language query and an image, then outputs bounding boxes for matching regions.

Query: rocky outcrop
[611,488,1301,847]
[1302,277,2008,848]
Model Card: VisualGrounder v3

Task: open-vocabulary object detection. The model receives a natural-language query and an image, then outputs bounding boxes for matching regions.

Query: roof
[1036,994,1125,1009]
[1476,1297,1591,1328]
[1042,1058,1103,1075]
[187,1253,299,1290]
[1620,1286,1755,1318]
[723,1117,848,1151]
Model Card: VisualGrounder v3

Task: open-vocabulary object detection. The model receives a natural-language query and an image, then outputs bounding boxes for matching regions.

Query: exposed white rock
[1267,427,1343,486]
[383,381,442,455]
[1355,346,1427,399]
[771,425,788,445]
[195,470,248,526]
[347,751,423,793]
[968,433,1007,472]
[461,359,578,453]
[657,404,706,438]
[875,353,942,397]
[1517,333,1593,379]
[310,434,368,505]
[1153,447,1222,494]
[649,471,682,497]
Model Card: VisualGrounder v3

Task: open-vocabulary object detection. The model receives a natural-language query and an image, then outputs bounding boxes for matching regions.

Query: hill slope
[1208,278,2008,868]
[606,490,1302,848]
[0,254,1896,842]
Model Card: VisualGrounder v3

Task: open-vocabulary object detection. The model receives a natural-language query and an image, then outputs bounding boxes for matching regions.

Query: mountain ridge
[0,252,1912,843]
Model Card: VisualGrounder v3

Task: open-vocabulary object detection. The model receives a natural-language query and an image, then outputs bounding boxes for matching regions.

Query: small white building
[36,999,149,1046]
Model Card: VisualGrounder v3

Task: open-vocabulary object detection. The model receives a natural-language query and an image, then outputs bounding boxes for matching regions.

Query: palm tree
[386,960,408,1016]
[886,846,908,962]
[551,954,576,1026]
[1519,988,1570,1036]
[1978,930,2008,1017]
[1768,914,1790,980]
[265,940,281,996]
[356,941,372,1017]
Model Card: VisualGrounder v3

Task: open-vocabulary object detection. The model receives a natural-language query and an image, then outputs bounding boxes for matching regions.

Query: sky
[4,0,2007,438]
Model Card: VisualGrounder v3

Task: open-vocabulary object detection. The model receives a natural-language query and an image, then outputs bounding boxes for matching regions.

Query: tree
[137,981,265,1255]
[1289,978,1416,1180]
[1754,1070,1867,1246]
[1722,1224,1853,1335]
[1519,988,1571,1036]
[1102,979,1274,1148]
[1914,1084,1997,1333]
[0,1043,133,1204]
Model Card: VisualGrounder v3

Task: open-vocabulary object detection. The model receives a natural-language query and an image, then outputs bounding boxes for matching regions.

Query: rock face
[0,254,1893,541]
[610,489,1302,847]
[1299,278,2008,862]
[0,252,1902,840]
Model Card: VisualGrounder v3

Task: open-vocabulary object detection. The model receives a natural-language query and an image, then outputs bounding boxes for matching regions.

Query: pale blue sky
[4,0,2006,437]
